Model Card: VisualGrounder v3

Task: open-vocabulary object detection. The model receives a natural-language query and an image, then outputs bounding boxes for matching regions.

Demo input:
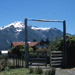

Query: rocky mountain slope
[0,21,63,50]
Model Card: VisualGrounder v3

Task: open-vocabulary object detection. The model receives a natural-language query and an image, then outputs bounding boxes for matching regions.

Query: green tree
[11,45,33,57]
[50,35,75,66]
[40,39,45,46]
[33,39,36,42]
[12,45,25,57]
[45,38,50,46]
[50,35,63,51]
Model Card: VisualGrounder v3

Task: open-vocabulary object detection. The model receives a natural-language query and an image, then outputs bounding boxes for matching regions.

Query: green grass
[0,68,43,75]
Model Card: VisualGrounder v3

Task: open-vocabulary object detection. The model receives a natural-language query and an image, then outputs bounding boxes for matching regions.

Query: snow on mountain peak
[0,21,25,32]
[31,26,51,31]
[0,21,57,33]
[12,21,24,28]
[4,21,24,28]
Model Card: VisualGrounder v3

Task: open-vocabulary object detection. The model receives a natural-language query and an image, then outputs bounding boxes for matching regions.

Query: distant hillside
[0,21,63,50]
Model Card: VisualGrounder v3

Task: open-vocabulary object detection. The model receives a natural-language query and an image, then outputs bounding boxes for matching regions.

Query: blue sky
[0,0,75,34]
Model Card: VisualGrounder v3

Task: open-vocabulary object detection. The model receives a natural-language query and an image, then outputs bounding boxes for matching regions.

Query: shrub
[11,45,33,58]
[50,35,75,67]
[0,58,7,71]
[29,67,43,74]
[0,55,9,71]
[29,67,34,74]
[34,67,43,74]
[44,68,55,75]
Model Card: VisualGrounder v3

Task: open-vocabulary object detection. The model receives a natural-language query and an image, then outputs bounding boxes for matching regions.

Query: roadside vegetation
[0,67,55,75]
[0,35,75,74]
[50,35,75,51]
[50,35,75,67]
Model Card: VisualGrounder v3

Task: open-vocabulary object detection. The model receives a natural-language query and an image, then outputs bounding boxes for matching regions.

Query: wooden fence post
[25,18,29,68]
[63,20,67,67]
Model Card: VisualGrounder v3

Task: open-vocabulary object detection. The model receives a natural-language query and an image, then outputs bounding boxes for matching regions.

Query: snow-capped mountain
[0,21,24,32]
[0,21,63,50]
[31,27,52,30]
[30,26,63,41]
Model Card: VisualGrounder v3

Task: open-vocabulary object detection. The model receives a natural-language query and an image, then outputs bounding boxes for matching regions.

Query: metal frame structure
[25,18,67,68]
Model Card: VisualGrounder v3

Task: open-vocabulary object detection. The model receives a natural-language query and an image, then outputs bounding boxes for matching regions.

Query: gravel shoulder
[55,68,75,75]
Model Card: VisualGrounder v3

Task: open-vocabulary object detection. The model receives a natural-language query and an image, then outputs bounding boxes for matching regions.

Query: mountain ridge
[0,21,63,50]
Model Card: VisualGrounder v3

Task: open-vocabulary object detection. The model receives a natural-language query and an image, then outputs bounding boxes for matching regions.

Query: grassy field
[0,68,44,75]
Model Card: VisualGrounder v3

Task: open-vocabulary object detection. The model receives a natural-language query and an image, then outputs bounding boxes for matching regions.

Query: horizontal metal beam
[27,18,64,22]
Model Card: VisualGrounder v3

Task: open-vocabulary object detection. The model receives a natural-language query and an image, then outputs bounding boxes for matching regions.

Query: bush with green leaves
[0,55,9,71]
[34,67,43,74]
[11,45,25,58]
[29,67,43,74]
[50,35,75,51]
[11,45,33,58]
[29,67,34,74]
[50,35,75,66]
[44,69,55,75]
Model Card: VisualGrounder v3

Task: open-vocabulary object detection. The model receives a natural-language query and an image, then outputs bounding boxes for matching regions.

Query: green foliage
[34,67,43,74]
[29,46,33,52]
[50,35,75,51]
[11,45,33,57]
[45,37,50,46]
[0,55,9,71]
[29,67,34,74]
[66,35,75,50]
[0,68,43,75]
[11,45,24,58]
[44,68,55,75]
[33,39,36,42]
[40,39,45,46]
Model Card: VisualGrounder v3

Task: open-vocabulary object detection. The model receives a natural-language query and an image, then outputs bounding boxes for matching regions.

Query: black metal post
[63,20,67,67]
[25,18,29,68]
